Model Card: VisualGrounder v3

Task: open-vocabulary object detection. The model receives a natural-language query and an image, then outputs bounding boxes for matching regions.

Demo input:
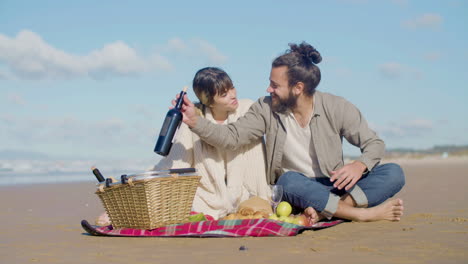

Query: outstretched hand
[172,93,198,128]
[330,161,367,191]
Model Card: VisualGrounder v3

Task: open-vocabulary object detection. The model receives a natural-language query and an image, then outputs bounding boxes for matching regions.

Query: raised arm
[180,94,268,150]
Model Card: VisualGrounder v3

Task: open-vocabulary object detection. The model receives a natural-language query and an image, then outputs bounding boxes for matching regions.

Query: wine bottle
[154,86,187,156]
[91,166,105,182]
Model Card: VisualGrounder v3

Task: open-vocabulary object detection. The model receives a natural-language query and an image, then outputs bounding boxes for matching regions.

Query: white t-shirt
[281,108,324,178]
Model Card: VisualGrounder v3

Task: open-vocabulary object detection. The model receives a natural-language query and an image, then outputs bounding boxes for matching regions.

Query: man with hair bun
[177,42,405,224]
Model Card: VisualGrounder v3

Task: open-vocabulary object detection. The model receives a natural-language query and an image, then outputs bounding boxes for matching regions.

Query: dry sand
[1,159,467,264]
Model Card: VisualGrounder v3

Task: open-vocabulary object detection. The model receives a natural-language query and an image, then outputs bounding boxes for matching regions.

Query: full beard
[271,90,298,114]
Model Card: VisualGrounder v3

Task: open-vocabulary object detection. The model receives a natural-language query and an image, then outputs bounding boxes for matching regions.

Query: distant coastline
[346,144,468,161]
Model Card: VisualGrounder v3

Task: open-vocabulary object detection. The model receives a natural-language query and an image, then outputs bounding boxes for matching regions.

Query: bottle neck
[175,90,186,109]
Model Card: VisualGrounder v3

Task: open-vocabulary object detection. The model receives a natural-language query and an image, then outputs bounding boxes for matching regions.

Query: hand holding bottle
[172,92,199,129]
[154,87,188,156]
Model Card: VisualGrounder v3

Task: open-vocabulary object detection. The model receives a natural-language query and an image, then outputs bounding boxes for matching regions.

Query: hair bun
[289,42,322,64]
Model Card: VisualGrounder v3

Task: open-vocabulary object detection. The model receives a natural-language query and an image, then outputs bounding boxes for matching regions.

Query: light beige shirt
[192,91,385,184]
[282,111,324,178]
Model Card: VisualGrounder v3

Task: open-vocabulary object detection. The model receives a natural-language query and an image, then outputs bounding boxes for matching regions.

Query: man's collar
[312,91,322,117]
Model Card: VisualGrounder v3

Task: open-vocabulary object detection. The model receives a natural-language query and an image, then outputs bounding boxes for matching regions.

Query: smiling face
[209,87,238,114]
[267,66,298,113]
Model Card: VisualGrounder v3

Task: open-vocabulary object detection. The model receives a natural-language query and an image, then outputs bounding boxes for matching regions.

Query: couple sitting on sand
[150,41,405,225]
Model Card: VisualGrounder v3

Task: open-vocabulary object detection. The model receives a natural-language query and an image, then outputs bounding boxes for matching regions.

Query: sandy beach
[1,158,467,264]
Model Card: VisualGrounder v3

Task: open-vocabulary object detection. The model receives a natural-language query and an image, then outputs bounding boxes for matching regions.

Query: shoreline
[1,156,467,187]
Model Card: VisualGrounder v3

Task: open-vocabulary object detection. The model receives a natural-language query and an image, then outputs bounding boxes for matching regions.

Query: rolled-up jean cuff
[321,193,340,219]
[350,185,368,208]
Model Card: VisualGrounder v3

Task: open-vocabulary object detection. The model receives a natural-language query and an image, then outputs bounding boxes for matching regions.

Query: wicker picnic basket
[96,168,200,229]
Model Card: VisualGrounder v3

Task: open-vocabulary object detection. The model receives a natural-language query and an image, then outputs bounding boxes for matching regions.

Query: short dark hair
[272,42,322,96]
[192,67,234,106]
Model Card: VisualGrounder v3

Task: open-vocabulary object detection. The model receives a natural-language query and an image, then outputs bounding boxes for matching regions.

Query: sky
[1,0,467,169]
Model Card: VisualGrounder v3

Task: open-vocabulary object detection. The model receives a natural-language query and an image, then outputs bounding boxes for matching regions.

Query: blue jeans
[277,163,405,219]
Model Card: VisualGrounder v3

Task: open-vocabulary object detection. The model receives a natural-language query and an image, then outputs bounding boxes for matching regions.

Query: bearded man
[177,42,405,224]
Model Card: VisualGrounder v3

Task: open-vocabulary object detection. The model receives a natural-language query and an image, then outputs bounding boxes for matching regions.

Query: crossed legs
[278,163,405,224]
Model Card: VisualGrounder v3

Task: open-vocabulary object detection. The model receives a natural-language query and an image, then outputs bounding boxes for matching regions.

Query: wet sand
[1,158,467,264]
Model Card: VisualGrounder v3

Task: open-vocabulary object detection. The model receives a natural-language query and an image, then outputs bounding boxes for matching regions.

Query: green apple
[276,201,292,217]
[268,214,279,220]
[292,215,307,226]
[279,215,294,223]
[188,213,206,222]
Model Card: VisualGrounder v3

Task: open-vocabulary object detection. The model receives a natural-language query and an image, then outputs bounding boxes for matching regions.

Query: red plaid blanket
[81,218,344,237]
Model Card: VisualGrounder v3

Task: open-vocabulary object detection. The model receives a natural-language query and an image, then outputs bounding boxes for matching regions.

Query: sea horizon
[0,171,97,186]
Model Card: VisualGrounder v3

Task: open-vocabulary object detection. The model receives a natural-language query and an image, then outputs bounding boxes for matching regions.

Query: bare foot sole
[95,212,111,226]
[359,199,404,222]
[303,207,323,225]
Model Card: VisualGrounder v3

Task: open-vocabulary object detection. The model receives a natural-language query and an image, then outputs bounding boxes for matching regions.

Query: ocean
[0,171,95,186]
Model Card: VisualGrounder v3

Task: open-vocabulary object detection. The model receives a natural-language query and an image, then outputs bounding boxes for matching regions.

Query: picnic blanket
[81,218,344,237]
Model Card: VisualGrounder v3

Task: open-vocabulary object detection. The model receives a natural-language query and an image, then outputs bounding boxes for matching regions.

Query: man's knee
[384,163,405,191]
[277,171,304,190]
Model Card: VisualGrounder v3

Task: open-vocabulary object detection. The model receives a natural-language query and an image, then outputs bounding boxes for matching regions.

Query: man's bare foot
[304,207,323,225]
[357,199,404,222]
[95,212,111,226]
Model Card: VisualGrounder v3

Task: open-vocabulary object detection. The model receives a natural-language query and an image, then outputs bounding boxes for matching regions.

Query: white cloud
[449,0,464,7]
[375,119,434,138]
[378,62,423,80]
[379,62,404,79]
[191,38,228,64]
[402,13,443,30]
[164,37,228,65]
[131,104,156,121]
[0,30,172,80]
[148,53,173,71]
[6,93,26,106]
[334,67,353,78]
[337,0,369,3]
[321,56,340,65]
[0,113,16,126]
[0,70,9,80]
[166,37,189,53]
[423,52,442,62]
[0,30,227,80]
[390,0,408,6]
[402,119,433,130]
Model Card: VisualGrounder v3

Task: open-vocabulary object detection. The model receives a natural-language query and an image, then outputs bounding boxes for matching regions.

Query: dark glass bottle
[91,166,105,182]
[154,87,187,156]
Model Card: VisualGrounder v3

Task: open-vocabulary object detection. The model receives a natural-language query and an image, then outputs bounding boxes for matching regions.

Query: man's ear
[293,82,305,95]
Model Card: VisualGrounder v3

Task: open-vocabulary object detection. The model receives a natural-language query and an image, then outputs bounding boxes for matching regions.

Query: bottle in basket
[154,86,187,156]
[91,166,105,182]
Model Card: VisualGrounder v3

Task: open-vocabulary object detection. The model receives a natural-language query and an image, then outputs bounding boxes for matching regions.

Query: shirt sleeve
[339,99,385,171]
[191,98,268,150]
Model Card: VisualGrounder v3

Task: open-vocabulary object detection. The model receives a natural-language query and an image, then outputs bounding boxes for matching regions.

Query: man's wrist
[353,161,368,174]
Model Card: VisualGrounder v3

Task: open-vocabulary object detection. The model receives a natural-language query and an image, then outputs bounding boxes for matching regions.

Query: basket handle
[104,177,118,187]
[127,177,135,186]
[105,178,112,187]
[120,174,128,184]
[98,183,105,193]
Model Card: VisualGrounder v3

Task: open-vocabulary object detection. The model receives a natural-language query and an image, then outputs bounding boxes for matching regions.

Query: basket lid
[97,168,197,188]
[127,168,197,180]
